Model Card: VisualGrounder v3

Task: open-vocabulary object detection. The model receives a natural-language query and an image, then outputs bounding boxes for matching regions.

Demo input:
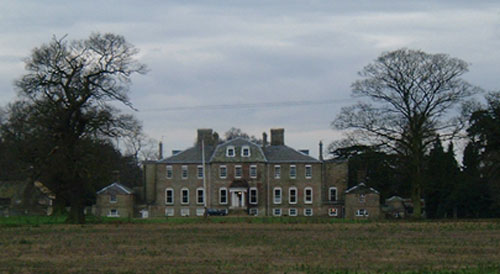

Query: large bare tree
[14,33,147,223]
[333,49,478,218]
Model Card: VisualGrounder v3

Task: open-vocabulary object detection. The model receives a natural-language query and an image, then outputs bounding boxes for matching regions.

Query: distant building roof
[210,137,267,163]
[263,145,320,163]
[97,182,134,195]
[160,144,216,164]
[345,182,380,194]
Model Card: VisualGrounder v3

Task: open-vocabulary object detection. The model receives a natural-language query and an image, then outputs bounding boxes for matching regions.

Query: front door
[230,188,247,209]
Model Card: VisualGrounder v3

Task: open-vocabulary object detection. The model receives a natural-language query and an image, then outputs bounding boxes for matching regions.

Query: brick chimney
[262,132,268,147]
[158,141,163,160]
[270,128,285,146]
[197,129,214,146]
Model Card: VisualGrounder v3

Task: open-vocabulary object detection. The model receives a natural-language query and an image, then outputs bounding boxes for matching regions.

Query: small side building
[95,183,134,218]
[344,183,380,219]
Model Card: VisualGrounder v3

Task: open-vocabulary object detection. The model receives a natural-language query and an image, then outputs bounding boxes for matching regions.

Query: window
[182,165,188,179]
[289,208,297,216]
[274,165,281,179]
[108,209,119,217]
[304,187,313,204]
[290,165,296,179]
[329,187,337,202]
[109,194,117,203]
[273,187,282,204]
[220,165,227,179]
[249,187,258,204]
[359,194,366,203]
[165,188,174,205]
[196,188,204,205]
[166,165,173,179]
[250,165,257,178]
[219,188,228,204]
[305,165,312,179]
[289,187,297,204]
[181,208,190,216]
[196,208,205,216]
[226,146,235,157]
[304,208,313,216]
[249,208,258,216]
[235,165,242,178]
[165,208,174,216]
[356,209,368,217]
[273,208,282,216]
[181,188,189,204]
[241,146,250,157]
[197,165,204,179]
[329,208,338,217]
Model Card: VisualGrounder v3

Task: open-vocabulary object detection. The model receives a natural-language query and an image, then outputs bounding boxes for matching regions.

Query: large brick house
[140,128,348,217]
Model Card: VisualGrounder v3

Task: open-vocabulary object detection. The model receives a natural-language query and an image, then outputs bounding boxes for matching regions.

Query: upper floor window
[289,187,297,204]
[249,187,258,204]
[235,165,242,179]
[110,194,117,203]
[181,188,189,204]
[241,146,251,157]
[274,165,281,179]
[165,188,174,205]
[249,165,257,178]
[166,165,173,179]
[182,165,188,179]
[290,165,296,179]
[226,146,235,157]
[273,187,282,204]
[219,165,227,179]
[304,187,313,204]
[359,194,366,203]
[329,187,337,202]
[196,188,205,205]
[305,165,312,179]
[197,165,204,179]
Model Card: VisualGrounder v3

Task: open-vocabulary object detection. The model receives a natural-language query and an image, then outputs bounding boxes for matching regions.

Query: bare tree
[15,33,147,223]
[333,49,479,218]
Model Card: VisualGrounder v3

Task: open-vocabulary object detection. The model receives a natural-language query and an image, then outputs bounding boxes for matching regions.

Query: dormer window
[226,146,235,157]
[241,146,250,157]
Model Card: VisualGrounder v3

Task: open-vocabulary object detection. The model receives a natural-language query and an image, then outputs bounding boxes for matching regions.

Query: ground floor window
[249,208,258,216]
[220,188,228,204]
[165,208,174,216]
[108,209,119,217]
[181,208,190,216]
[196,188,204,205]
[181,188,189,204]
[356,209,368,217]
[249,187,258,204]
[273,187,282,204]
[328,208,338,217]
[165,188,174,205]
[304,208,313,216]
[289,208,297,216]
[196,208,205,216]
[273,208,282,216]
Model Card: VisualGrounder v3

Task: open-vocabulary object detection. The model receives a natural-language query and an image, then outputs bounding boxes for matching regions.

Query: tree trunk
[66,195,85,224]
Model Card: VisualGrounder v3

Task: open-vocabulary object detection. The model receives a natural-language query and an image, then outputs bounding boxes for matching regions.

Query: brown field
[1,220,500,273]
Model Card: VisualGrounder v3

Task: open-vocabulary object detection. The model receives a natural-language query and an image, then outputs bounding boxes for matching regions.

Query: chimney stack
[270,128,285,146]
[158,141,163,160]
[197,129,214,146]
[319,141,323,161]
[262,132,268,147]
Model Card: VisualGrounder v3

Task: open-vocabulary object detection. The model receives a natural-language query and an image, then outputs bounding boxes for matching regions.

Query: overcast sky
[1,1,499,158]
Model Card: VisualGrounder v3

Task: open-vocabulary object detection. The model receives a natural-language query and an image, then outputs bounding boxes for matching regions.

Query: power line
[140,98,353,112]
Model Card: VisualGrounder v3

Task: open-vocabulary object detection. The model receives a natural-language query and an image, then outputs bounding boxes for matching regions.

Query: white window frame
[165,188,174,205]
[226,146,235,157]
[304,208,313,216]
[273,208,282,216]
[219,187,228,205]
[181,208,190,217]
[274,165,281,179]
[289,208,298,216]
[181,165,188,179]
[241,146,251,157]
[219,165,227,179]
[181,188,189,205]
[273,187,282,204]
[249,208,258,216]
[304,187,313,204]
[289,165,296,179]
[166,165,173,179]
[249,187,258,205]
[305,165,312,179]
[249,165,257,179]
[196,208,205,216]
[165,208,174,216]
[109,194,117,203]
[356,209,368,217]
[328,187,338,202]
[235,165,242,179]
[288,187,297,204]
[197,165,204,179]
[108,209,119,217]
[196,187,205,205]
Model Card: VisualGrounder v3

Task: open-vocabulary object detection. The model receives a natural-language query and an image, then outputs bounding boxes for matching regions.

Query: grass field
[1,217,500,273]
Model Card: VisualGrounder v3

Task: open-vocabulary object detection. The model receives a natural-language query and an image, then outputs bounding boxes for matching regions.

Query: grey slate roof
[210,138,267,163]
[160,144,215,164]
[96,182,134,195]
[263,145,320,163]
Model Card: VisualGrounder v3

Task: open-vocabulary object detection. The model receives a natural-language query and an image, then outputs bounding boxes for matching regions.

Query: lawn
[0,218,499,273]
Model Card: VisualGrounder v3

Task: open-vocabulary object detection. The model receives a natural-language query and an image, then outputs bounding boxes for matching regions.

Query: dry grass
[1,220,500,273]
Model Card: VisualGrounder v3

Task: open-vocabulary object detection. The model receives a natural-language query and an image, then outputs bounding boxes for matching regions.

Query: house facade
[141,128,348,217]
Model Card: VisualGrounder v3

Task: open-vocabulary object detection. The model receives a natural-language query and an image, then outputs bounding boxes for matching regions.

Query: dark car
[206,208,228,216]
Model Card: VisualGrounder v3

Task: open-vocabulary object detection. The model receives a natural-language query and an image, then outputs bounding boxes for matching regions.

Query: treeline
[332,92,500,218]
